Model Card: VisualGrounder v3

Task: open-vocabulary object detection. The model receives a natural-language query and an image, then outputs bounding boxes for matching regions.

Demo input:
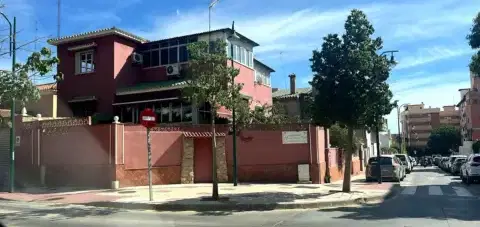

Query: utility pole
[229,21,238,186]
[57,0,61,38]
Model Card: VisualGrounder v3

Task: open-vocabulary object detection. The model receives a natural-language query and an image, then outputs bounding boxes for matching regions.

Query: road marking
[452,186,473,197]
[429,186,443,195]
[401,186,417,195]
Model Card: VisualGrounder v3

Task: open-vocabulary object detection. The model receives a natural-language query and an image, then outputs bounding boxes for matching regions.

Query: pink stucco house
[47,27,274,124]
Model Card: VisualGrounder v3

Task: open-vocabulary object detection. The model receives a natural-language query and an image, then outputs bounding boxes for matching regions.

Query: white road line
[401,186,417,195]
[429,186,443,196]
[452,186,473,197]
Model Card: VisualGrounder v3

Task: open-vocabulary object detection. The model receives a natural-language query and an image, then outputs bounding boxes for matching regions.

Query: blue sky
[1,0,479,133]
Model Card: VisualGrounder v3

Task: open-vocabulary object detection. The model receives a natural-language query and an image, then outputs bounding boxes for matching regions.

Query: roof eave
[48,29,147,46]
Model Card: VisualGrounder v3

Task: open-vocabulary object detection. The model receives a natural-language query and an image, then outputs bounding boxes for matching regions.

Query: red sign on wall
[140,108,156,128]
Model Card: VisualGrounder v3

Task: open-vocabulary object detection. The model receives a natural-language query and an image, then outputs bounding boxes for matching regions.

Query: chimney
[289,73,296,94]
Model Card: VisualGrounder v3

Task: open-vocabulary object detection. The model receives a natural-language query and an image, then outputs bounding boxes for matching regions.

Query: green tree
[184,39,243,200]
[234,101,299,133]
[467,12,480,75]
[310,9,395,192]
[472,140,480,154]
[426,125,461,156]
[0,47,59,125]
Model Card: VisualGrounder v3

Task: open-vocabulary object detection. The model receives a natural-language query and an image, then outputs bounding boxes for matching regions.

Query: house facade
[457,72,480,154]
[47,27,274,124]
[272,73,311,120]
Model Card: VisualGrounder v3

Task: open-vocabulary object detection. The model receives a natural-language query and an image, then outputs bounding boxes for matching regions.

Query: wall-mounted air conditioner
[131,52,143,64]
[166,64,179,76]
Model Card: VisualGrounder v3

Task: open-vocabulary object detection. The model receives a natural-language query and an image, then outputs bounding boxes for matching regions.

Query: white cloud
[394,46,474,70]
[131,0,479,62]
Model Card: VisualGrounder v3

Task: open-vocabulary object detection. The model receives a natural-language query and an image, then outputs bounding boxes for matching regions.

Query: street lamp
[397,103,409,153]
[376,50,399,184]
[228,22,240,186]
[0,13,16,193]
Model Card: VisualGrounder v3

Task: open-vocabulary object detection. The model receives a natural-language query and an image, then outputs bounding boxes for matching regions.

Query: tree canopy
[426,125,461,156]
[310,9,396,192]
[184,39,243,200]
[468,12,480,75]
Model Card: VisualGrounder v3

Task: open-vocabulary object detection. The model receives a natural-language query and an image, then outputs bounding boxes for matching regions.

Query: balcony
[410,125,432,131]
[407,117,430,124]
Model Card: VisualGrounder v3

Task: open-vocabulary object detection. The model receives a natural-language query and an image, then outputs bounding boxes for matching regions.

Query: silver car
[366,155,405,182]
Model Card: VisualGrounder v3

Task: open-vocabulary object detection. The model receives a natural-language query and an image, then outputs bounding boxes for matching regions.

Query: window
[76,51,95,74]
[182,103,192,122]
[240,47,245,64]
[255,70,271,86]
[171,101,182,122]
[151,50,160,67]
[142,37,198,68]
[235,45,240,61]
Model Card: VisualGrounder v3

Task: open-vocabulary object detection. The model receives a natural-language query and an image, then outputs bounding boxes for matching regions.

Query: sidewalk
[0,174,401,211]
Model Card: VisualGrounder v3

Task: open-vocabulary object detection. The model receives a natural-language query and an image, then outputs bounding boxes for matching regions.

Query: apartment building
[457,72,480,142]
[401,103,460,149]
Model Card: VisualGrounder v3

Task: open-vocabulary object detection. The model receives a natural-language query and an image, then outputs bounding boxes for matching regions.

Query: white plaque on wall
[282,131,308,144]
[298,164,310,183]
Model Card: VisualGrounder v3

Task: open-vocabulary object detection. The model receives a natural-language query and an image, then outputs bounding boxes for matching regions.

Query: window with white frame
[142,36,197,68]
[255,70,271,86]
[75,50,95,74]
[232,44,253,68]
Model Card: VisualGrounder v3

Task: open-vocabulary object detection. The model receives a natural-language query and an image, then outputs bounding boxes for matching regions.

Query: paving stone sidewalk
[0,174,401,211]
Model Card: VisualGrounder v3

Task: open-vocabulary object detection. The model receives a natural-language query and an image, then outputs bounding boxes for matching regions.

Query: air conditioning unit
[166,64,179,76]
[131,52,143,64]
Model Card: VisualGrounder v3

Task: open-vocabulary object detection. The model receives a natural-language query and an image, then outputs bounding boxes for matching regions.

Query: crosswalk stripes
[400,185,474,197]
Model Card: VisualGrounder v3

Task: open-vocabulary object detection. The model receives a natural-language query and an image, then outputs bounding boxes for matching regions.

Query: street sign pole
[140,108,156,202]
[147,127,153,201]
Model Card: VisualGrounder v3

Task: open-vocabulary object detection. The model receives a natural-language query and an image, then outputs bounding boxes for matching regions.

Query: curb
[82,187,401,212]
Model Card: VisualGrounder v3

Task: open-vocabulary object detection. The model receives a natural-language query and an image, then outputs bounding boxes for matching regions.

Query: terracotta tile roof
[47,27,148,45]
[183,132,226,138]
[36,82,57,91]
[272,87,312,99]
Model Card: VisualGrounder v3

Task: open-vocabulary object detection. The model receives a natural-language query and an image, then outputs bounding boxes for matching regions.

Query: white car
[395,154,412,173]
[461,154,480,184]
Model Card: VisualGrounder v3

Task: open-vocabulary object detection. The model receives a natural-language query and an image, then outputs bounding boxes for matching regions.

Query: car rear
[452,158,466,175]
[395,154,411,173]
[366,156,402,181]
[466,155,480,181]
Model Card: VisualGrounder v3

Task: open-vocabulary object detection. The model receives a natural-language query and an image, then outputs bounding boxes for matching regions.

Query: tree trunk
[324,127,331,183]
[342,126,354,193]
[211,104,219,200]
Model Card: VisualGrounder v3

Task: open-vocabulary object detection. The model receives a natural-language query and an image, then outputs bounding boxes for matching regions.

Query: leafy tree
[426,125,461,156]
[310,9,395,192]
[467,12,480,75]
[472,140,480,154]
[184,39,243,200]
[0,47,59,125]
[234,101,300,133]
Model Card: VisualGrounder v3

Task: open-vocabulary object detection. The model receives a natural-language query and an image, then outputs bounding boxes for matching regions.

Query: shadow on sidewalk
[0,203,120,222]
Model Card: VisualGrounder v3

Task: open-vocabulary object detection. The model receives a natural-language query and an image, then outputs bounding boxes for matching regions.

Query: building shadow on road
[0,204,120,222]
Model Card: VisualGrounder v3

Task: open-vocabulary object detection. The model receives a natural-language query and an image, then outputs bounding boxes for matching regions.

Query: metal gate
[0,128,10,192]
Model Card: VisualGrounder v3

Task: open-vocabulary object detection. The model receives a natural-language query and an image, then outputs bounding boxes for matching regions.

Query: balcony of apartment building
[440,116,461,125]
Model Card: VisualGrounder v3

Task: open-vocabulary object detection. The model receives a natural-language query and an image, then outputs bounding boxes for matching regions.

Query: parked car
[366,155,405,182]
[461,154,480,184]
[434,156,441,166]
[440,157,450,170]
[451,157,467,175]
[409,156,416,167]
[395,154,412,173]
[447,155,467,173]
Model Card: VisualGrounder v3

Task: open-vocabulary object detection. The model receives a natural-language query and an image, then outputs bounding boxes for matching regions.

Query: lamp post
[397,103,409,153]
[0,13,16,193]
[376,50,398,184]
[228,22,240,186]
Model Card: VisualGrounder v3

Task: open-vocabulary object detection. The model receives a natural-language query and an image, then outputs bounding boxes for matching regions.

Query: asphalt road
[2,165,480,227]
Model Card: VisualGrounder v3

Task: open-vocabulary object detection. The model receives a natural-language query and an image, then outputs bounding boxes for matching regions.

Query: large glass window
[240,47,245,64]
[160,102,170,123]
[143,52,151,67]
[169,47,178,64]
[161,49,169,65]
[171,101,182,122]
[179,46,188,62]
[151,50,160,67]
[182,103,192,122]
